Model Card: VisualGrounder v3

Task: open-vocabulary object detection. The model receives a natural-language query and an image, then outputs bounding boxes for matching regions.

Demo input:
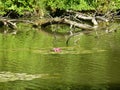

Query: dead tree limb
[96,16,109,22]
[64,19,96,29]
[0,18,17,29]
[75,14,98,26]
[0,18,18,34]
[39,17,97,30]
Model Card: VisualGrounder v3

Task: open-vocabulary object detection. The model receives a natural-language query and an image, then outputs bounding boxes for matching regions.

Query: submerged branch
[66,30,92,46]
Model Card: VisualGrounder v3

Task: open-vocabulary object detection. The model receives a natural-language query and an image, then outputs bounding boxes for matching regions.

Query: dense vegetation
[0,0,120,18]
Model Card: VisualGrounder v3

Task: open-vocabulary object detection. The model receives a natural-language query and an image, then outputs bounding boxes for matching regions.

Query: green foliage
[45,0,94,10]
[91,0,120,13]
[91,0,110,13]
[111,0,120,9]
[0,0,43,15]
[0,0,120,16]
[45,0,120,13]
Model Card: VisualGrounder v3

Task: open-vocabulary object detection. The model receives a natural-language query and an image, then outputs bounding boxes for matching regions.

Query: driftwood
[0,10,110,35]
[95,16,109,22]
[35,17,98,30]
[0,18,36,34]
[66,10,109,23]
[34,12,110,31]
[75,14,98,25]
[0,12,109,31]
[0,18,17,29]
[9,19,35,24]
[64,19,97,29]
[0,18,18,34]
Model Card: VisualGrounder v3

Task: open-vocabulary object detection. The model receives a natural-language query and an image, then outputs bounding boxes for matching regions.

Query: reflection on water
[0,23,120,90]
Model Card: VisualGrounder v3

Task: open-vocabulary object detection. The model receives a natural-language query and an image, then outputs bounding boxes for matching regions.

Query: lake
[0,22,120,90]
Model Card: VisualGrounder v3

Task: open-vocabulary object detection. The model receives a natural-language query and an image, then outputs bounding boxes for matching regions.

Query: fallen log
[64,19,95,29]
[96,16,109,22]
[40,18,64,27]
[0,18,17,34]
[75,14,97,25]
[0,18,17,29]
[66,10,109,25]
[38,17,97,30]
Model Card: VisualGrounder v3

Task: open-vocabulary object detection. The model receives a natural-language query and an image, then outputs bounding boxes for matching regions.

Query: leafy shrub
[0,0,120,17]
[0,0,40,17]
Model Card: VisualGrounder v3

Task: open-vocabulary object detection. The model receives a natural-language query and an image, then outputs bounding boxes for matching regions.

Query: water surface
[0,22,120,90]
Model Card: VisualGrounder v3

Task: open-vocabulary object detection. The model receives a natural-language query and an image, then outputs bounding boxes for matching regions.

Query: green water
[0,23,120,90]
